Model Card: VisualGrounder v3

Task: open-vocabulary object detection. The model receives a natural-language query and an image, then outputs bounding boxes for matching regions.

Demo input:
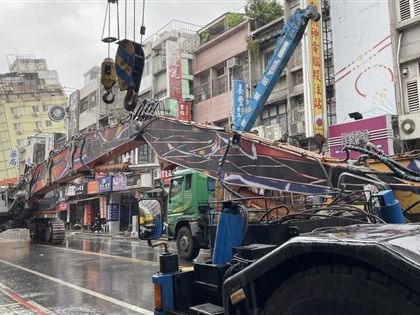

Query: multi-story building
[139,20,199,118]
[0,56,67,184]
[389,0,420,149]
[248,15,306,145]
[193,13,251,125]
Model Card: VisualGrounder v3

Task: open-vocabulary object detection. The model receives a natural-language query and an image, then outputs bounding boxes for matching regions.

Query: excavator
[1,4,420,314]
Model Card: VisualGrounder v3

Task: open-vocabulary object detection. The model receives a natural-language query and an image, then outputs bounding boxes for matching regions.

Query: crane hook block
[101,58,117,104]
[115,39,145,112]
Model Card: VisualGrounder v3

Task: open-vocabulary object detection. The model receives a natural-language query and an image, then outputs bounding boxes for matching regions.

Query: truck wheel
[176,226,200,261]
[264,264,420,315]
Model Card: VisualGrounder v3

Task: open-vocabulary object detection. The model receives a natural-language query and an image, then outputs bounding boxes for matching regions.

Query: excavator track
[29,218,65,244]
[46,218,65,243]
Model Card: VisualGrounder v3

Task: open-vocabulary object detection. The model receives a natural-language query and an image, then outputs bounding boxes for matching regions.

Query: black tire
[176,226,200,261]
[264,264,420,315]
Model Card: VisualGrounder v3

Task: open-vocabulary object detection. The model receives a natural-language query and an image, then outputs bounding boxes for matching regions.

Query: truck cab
[167,169,215,260]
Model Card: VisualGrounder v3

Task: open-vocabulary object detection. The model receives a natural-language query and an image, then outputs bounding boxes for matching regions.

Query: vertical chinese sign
[309,0,326,136]
[177,100,191,121]
[8,149,18,168]
[166,40,182,117]
[232,80,247,130]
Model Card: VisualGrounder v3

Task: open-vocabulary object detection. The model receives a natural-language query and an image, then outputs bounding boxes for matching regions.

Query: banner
[308,0,326,136]
[232,80,247,131]
[99,196,107,219]
[166,40,182,100]
[330,0,396,123]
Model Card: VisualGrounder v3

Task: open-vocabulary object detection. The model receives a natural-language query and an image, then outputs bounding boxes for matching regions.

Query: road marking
[0,281,52,315]
[38,245,159,266]
[0,259,153,315]
[40,244,192,270]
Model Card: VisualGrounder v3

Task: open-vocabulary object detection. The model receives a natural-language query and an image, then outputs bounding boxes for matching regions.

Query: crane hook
[102,90,115,104]
[124,89,137,112]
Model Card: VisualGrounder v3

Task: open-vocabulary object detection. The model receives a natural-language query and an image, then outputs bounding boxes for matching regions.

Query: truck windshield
[207,177,215,191]
[170,176,184,198]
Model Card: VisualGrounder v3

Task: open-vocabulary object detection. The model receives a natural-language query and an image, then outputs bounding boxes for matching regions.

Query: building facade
[0,57,67,184]
[389,0,420,149]
[193,14,251,125]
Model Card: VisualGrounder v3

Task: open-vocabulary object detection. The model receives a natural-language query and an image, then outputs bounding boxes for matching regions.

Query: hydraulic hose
[343,145,420,182]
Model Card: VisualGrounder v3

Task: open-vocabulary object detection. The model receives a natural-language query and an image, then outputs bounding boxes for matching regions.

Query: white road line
[38,244,159,265]
[0,259,153,315]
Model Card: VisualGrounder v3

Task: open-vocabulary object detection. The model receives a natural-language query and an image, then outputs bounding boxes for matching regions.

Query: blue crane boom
[236,5,320,132]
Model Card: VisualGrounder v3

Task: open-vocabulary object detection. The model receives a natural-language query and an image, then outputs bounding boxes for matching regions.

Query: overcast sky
[0,0,246,91]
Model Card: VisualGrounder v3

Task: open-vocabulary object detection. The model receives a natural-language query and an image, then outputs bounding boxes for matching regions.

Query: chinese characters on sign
[98,176,113,193]
[232,80,247,130]
[309,0,325,136]
[108,203,119,221]
[341,130,370,146]
[166,40,183,100]
[8,149,18,167]
[177,101,191,121]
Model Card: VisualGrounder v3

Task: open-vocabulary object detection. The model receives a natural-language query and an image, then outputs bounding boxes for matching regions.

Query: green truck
[166,169,215,260]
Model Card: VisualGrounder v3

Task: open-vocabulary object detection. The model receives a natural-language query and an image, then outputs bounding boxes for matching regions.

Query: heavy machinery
[166,169,215,261]
[133,6,420,315]
[1,4,420,314]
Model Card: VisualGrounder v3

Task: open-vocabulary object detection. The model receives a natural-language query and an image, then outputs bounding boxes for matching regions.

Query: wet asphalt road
[0,230,206,314]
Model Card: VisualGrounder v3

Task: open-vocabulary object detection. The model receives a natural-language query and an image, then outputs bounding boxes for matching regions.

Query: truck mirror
[138,199,163,240]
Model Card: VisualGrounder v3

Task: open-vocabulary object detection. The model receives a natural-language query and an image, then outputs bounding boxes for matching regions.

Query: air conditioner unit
[32,112,39,117]
[16,128,22,134]
[265,125,283,141]
[290,122,305,135]
[13,113,20,118]
[227,57,240,69]
[399,112,420,140]
[250,126,265,138]
[36,127,43,133]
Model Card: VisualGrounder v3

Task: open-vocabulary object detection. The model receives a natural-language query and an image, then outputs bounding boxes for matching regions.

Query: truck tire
[264,264,420,315]
[176,226,200,261]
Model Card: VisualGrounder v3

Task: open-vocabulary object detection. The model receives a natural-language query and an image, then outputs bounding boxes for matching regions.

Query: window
[46,120,52,127]
[35,121,42,129]
[185,174,192,190]
[260,102,287,127]
[16,139,24,146]
[264,49,274,68]
[293,70,303,85]
[216,67,225,77]
[79,97,88,113]
[14,123,22,132]
[170,176,184,198]
[137,145,150,163]
[32,106,39,113]
[42,104,49,111]
[89,92,97,109]
[10,107,20,117]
